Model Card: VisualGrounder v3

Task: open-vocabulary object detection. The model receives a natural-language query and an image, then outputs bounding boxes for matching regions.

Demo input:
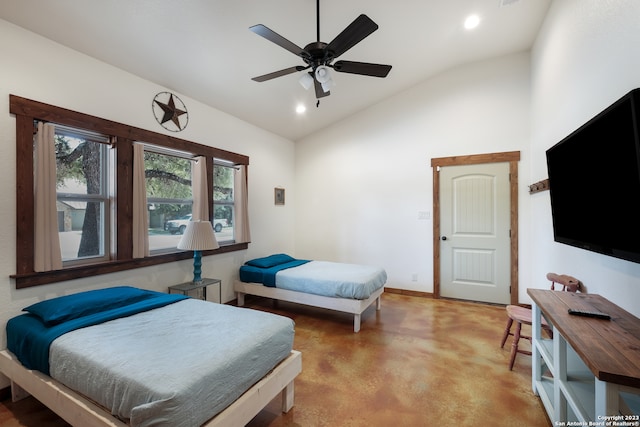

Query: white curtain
[234,165,251,243]
[34,122,63,271]
[192,156,209,221]
[132,143,149,258]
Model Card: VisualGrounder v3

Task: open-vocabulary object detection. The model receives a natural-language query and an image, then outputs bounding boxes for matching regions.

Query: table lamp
[177,220,219,284]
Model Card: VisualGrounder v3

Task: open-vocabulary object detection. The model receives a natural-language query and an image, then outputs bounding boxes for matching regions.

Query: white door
[439,163,511,304]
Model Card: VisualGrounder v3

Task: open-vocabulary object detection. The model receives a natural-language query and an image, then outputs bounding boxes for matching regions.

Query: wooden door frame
[431,151,520,305]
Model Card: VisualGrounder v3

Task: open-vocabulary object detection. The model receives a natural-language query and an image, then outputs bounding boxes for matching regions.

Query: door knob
[441,236,447,241]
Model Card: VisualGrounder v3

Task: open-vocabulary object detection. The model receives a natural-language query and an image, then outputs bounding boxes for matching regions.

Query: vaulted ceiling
[0,0,551,140]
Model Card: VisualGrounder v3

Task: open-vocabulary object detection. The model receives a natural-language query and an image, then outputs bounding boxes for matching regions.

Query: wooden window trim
[10,95,249,288]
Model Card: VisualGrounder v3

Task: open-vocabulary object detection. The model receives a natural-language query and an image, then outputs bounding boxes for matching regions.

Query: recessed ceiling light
[296,104,306,114]
[464,14,480,30]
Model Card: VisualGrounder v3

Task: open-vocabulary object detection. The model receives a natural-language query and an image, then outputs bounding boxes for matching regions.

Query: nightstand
[168,278,222,303]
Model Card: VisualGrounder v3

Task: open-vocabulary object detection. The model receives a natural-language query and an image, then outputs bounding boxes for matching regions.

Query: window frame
[142,144,196,255]
[213,160,237,244]
[11,95,249,288]
[54,129,113,266]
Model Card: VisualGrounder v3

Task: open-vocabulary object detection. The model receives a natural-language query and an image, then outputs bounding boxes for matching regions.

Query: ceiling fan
[250,0,392,100]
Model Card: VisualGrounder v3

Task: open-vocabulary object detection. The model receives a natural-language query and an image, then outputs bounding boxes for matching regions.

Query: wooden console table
[528,289,640,423]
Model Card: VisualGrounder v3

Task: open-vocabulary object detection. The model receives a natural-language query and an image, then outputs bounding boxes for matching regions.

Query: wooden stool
[500,272,580,370]
[500,305,550,370]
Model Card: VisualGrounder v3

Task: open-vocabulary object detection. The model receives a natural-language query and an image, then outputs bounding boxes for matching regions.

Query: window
[213,160,235,243]
[144,146,194,253]
[11,95,250,288]
[54,126,112,265]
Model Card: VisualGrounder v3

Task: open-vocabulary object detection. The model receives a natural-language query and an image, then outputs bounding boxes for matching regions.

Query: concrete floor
[0,292,550,426]
[244,292,549,426]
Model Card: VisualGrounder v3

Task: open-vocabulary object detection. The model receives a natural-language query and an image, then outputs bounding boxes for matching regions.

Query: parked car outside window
[164,214,228,234]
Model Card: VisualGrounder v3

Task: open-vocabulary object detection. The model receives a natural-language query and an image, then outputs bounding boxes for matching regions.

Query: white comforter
[49,299,294,427]
[276,261,387,299]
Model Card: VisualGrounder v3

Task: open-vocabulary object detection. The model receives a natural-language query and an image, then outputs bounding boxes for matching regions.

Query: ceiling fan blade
[325,14,378,59]
[250,24,306,57]
[251,66,304,82]
[333,60,392,78]
[314,79,330,98]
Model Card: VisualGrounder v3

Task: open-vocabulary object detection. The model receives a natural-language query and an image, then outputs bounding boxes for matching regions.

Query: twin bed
[234,254,387,332]
[1,255,386,425]
[1,286,301,427]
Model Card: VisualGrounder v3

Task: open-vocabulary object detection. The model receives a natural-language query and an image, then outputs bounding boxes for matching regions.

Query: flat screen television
[546,88,640,264]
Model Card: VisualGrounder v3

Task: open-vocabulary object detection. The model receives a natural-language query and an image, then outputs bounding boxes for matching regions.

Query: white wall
[293,0,640,315]
[295,53,532,293]
[0,20,297,353]
[528,0,640,315]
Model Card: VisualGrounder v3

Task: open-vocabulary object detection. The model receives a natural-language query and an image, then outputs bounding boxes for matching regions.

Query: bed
[0,286,302,427]
[234,254,387,332]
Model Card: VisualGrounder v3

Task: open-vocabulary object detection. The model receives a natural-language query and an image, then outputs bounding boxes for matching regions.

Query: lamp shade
[177,220,219,251]
[299,72,314,90]
[314,65,331,84]
[314,66,334,93]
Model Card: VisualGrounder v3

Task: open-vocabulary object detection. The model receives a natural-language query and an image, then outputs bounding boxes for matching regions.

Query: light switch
[418,211,430,220]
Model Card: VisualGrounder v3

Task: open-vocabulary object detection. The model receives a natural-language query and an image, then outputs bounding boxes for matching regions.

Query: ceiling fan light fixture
[315,65,332,84]
[315,65,334,93]
[320,79,333,93]
[299,72,314,90]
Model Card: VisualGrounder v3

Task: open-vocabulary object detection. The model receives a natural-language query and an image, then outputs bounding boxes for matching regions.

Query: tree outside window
[213,162,235,243]
[144,149,193,253]
[55,129,110,265]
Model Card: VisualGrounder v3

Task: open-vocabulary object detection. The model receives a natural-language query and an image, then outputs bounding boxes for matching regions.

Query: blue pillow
[245,253,296,269]
[23,286,161,326]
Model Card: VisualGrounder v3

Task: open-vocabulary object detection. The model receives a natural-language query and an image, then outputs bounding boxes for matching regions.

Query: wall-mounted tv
[546,88,640,264]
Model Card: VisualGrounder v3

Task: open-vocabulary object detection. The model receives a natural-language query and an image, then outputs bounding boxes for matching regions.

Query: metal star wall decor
[152,92,189,132]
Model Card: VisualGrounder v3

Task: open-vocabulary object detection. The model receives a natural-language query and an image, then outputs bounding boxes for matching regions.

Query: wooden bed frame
[234,280,384,332]
[0,348,301,427]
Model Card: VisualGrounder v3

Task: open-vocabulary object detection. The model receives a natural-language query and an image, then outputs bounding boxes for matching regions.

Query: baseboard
[233,286,434,302]
[384,287,433,298]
